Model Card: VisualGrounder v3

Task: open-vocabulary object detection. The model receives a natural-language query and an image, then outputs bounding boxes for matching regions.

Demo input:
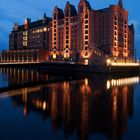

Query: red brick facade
[4,0,135,64]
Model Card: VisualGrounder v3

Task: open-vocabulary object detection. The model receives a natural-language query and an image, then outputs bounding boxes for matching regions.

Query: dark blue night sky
[0,0,140,57]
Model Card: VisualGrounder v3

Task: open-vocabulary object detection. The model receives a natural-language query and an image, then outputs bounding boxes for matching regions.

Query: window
[85,36,88,39]
[80,6,83,13]
[85,41,88,45]
[66,36,69,39]
[85,25,88,29]
[85,20,88,24]
[114,14,117,21]
[85,30,88,34]
[66,10,69,17]
[54,13,57,20]
[125,19,127,24]
[85,14,88,19]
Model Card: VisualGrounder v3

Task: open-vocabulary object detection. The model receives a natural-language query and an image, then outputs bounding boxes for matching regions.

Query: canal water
[0,68,140,140]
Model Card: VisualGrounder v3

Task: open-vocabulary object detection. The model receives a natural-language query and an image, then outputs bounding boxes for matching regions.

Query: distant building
[1,0,135,65]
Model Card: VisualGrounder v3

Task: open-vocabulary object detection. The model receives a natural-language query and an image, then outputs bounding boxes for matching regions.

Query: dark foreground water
[0,68,140,140]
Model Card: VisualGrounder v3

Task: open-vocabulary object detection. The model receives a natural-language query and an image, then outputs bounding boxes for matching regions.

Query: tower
[118,0,123,8]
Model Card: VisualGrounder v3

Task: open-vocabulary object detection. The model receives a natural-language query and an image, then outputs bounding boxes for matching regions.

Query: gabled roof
[13,17,52,32]
[56,7,64,19]
[69,3,77,16]
[85,0,92,10]
[129,24,134,31]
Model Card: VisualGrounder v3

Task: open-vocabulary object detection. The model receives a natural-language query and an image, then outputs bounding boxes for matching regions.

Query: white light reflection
[107,76,140,89]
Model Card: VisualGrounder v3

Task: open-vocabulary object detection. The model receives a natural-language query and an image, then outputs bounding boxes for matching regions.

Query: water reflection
[0,68,139,140]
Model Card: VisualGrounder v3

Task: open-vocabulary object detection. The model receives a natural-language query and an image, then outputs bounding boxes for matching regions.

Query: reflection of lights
[107,80,110,89]
[64,82,69,93]
[43,102,46,111]
[24,106,27,116]
[85,78,88,86]
[32,99,48,111]
[106,77,140,89]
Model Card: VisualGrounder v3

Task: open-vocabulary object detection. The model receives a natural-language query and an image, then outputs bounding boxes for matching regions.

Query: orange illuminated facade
[1,0,135,64]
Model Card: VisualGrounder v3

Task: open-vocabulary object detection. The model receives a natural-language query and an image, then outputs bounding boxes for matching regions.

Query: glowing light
[106,77,139,89]
[53,53,56,59]
[43,102,46,111]
[85,59,88,65]
[85,78,88,86]
[107,80,111,89]
[111,62,140,66]
[44,28,47,32]
[106,59,111,65]
[24,106,27,116]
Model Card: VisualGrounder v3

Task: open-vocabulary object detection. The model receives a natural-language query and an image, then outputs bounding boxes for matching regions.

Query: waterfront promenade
[0,61,139,73]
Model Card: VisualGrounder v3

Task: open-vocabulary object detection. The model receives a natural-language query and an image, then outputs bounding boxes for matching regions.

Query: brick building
[1,0,135,65]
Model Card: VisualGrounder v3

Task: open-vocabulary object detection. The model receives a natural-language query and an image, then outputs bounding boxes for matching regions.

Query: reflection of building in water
[0,68,49,86]
[10,76,136,140]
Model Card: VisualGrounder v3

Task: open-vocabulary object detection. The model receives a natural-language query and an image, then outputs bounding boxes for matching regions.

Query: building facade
[1,0,135,65]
